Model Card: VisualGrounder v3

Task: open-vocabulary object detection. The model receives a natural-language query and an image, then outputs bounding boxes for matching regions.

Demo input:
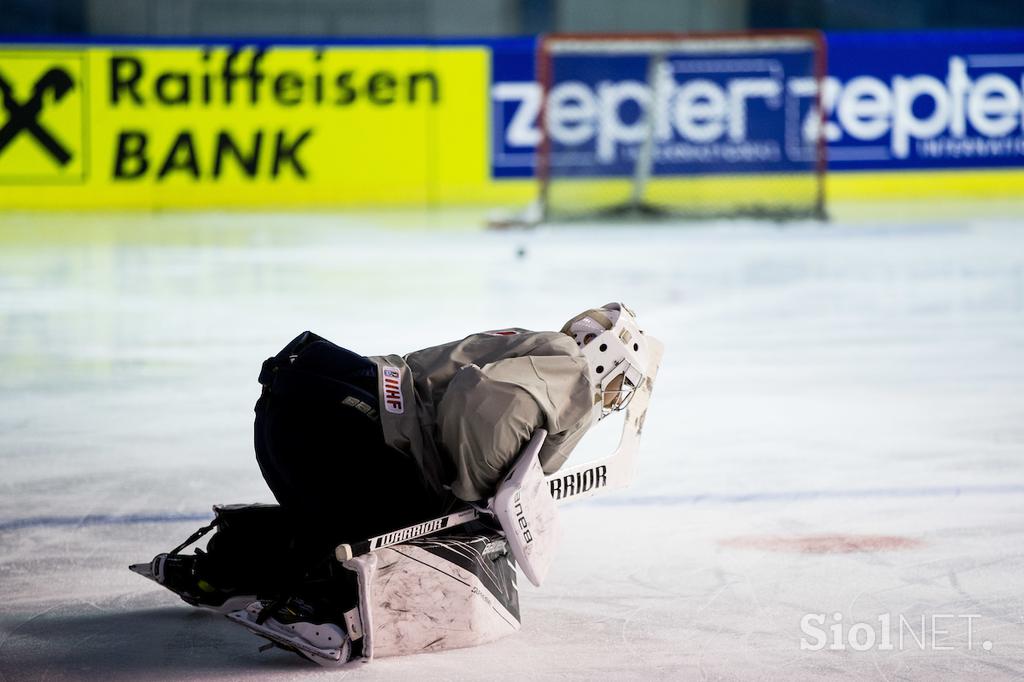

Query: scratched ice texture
[1,209,1022,680]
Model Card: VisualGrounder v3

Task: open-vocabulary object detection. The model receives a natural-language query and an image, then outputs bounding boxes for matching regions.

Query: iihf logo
[0,52,86,182]
[382,365,405,414]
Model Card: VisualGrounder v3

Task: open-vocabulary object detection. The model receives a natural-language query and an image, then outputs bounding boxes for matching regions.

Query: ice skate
[130,503,316,612]
[130,551,257,613]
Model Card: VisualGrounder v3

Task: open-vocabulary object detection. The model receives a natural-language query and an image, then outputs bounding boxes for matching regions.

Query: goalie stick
[335,336,664,565]
[545,335,664,505]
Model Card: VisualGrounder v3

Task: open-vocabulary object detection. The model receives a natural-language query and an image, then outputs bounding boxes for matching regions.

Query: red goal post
[534,31,828,222]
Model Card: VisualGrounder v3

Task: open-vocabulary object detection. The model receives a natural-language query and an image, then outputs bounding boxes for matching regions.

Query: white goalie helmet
[561,302,649,420]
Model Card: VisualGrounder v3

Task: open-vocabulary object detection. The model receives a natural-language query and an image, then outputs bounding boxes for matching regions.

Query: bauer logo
[0,52,87,182]
[512,491,533,544]
[381,366,405,414]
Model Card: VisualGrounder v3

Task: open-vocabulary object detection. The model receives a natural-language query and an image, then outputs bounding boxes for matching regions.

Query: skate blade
[129,561,254,614]
[129,562,158,582]
[226,607,350,666]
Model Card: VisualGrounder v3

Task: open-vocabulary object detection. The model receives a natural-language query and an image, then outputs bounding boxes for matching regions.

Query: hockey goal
[535,31,827,221]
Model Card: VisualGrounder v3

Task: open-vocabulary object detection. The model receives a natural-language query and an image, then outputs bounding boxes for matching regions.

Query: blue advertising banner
[490,38,537,178]
[489,30,1024,178]
[540,47,818,179]
[826,30,1024,171]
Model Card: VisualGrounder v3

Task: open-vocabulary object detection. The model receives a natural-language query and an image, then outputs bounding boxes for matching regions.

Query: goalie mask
[561,302,649,420]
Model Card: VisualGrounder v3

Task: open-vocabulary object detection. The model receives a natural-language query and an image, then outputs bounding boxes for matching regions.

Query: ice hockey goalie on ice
[131,302,655,666]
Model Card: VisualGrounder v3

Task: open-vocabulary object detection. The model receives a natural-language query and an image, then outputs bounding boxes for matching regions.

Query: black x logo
[0,67,75,165]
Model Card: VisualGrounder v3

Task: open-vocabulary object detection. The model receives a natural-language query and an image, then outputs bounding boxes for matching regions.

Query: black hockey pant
[254,331,443,551]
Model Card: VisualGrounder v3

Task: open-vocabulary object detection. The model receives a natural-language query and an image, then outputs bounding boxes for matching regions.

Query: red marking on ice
[719,534,924,554]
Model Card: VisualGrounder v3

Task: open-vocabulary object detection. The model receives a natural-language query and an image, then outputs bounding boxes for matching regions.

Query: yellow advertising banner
[0,44,530,209]
[2,42,1019,213]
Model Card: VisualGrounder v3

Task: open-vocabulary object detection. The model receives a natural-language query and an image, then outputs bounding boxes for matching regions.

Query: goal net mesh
[536,33,827,221]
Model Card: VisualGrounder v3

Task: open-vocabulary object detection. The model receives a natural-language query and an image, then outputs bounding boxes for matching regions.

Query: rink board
[1,30,1023,209]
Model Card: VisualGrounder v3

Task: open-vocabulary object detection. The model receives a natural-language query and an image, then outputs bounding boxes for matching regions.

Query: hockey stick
[334,431,548,562]
[334,504,482,560]
[334,335,664,562]
[546,335,664,504]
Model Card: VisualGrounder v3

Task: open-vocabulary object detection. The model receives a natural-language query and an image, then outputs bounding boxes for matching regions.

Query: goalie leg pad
[343,528,521,660]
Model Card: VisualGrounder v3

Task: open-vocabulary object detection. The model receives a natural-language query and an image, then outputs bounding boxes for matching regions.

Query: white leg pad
[342,532,521,660]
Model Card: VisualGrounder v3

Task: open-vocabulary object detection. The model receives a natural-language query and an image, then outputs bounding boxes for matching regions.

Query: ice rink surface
[1,209,1023,680]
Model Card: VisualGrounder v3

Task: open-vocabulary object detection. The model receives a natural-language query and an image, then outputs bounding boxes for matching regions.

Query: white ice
[1,209,1023,680]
